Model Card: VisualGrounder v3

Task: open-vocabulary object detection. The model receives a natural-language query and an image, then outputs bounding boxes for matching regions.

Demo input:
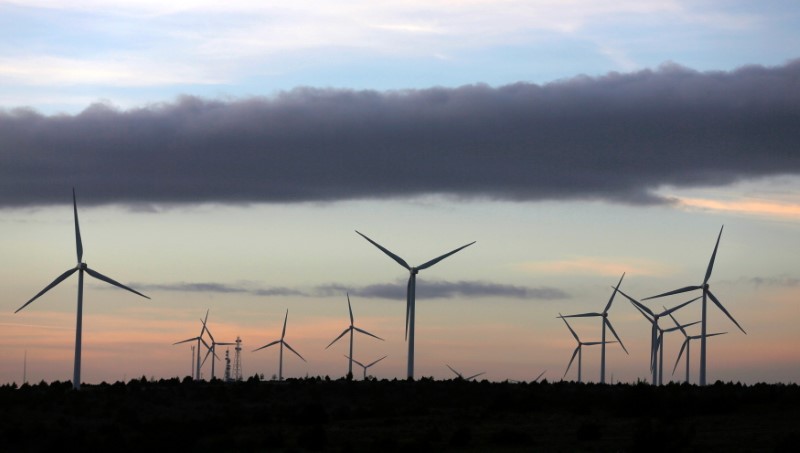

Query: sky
[1,0,799,385]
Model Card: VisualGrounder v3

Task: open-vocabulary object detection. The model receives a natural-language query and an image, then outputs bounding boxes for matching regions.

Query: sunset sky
[1,1,799,385]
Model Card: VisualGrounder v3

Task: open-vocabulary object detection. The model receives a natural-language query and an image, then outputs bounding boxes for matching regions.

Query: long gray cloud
[2,61,799,207]
[129,280,569,301]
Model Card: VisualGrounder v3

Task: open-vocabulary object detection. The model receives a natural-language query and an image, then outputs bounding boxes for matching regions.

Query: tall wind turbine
[325,293,383,378]
[356,231,475,379]
[617,288,698,385]
[15,189,149,390]
[643,226,746,386]
[345,355,387,380]
[559,314,616,383]
[253,310,306,380]
[668,311,727,384]
[174,309,211,380]
[446,364,485,381]
[560,274,628,383]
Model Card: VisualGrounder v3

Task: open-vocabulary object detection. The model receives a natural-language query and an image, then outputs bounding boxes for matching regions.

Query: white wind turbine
[345,355,387,380]
[667,311,727,384]
[559,314,617,383]
[643,226,746,386]
[173,309,211,380]
[446,364,486,381]
[15,189,149,390]
[200,316,236,380]
[325,293,384,378]
[617,288,699,385]
[356,231,475,380]
[253,309,306,381]
[559,274,628,383]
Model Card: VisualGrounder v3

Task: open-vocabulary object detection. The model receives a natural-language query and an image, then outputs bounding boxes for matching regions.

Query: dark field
[1,377,798,452]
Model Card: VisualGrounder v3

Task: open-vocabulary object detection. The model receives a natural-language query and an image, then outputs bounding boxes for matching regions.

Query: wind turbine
[173,310,211,380]
[559,274,628,383]
[355,231,475,380]
[200,316,236,380]
[559,314,616,383]
[15,189,149,390]
[643,226,746,386]
[617,288,699,385]
[325,293,384,378]
[446,364,486,381]
[668,311,727,384]
[253,309,306,381]
[345,355,387,380]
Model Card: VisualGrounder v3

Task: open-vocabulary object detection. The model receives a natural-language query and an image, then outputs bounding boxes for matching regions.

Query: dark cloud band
[2,60,799,207]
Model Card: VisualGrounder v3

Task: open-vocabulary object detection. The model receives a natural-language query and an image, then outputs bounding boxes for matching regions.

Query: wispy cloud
[677,197,800,220]
[130,280,569,301]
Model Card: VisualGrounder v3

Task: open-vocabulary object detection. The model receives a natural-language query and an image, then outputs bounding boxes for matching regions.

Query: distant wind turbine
[446,364,486,381]
[668,311,727,384]
[345,355,387,380]
[356,231,475,380]
[173,309,211,380]
[325,293,383,378]
[617,288,698,385]
[200,315,236,380]
[559,314,616,383]
[560,274,628,383]
[15,189,150,390]
[643,226,746,386]
[253,310,306,381]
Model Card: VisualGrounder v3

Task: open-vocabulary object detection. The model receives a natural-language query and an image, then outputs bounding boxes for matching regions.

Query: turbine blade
[283,341,306,362]
[603,273,625,314]
[355,231,410,270]
[73,188,83,263]
[347,293,354,325]
[354,326,384,341]
[705,332,728,338]
[707,290,746,334]
[252,340,280,352]
[666,311,689,337]
[564,347,579,378]
[173,336,199,345]
[200,309,210,338]
[630,298,655,323]
[325,328,351,349]
[466,372,485,381]
[200,347,213,368]
[560,312,603,318]
[446,364,462,378]
[85,267,150,299]
[534,370,546,382]
[583,341,612,346]
[559,313,580,343]
[658,296,701,317]
[605,318,628,354]
[617,288,654,318]
[672,339,688,375]
[367,355,387,367]
[344,354,366,368]
[704,225,724,285]
[643,285,702,300]
[416,241,476,270]
[16,267,78,313]
[281,309,288,339]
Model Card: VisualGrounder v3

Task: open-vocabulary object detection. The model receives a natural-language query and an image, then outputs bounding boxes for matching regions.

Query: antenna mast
[224,349,232,382]
[233,336,243,381]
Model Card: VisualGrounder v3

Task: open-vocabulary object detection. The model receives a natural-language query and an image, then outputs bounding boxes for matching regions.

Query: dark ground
[1,377,798,452]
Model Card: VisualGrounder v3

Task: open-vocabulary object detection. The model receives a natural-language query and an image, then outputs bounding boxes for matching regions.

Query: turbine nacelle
[410,267,419,275]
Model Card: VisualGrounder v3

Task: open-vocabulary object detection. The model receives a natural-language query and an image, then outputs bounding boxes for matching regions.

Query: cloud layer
[131,280,569,301]
[2,61,799,208]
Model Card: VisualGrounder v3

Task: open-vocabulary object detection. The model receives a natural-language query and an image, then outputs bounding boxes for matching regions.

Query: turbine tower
[15,189,150,390]
[559,274,628,383]
[644,226,746,386]
[356,231,475,379]
[325,293,383,378]
[253,310,306,380]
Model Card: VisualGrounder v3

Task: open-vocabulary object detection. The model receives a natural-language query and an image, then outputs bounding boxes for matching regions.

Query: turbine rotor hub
[410,268,419,275]
[77,262,87,270]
